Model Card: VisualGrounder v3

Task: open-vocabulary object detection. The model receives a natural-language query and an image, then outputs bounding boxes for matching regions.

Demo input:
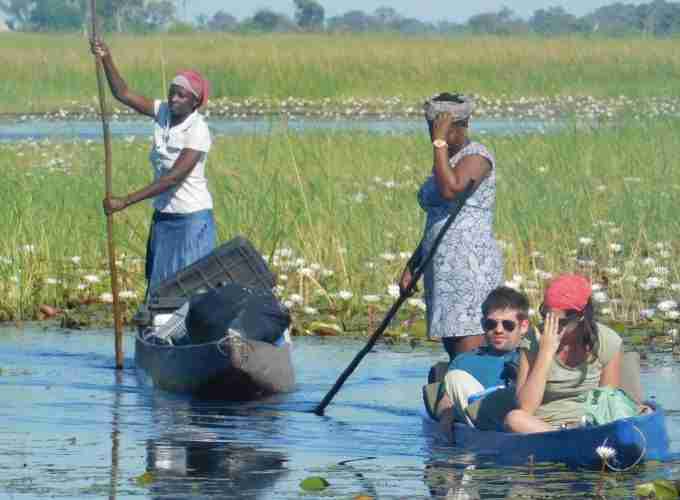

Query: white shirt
[149,100,213,214]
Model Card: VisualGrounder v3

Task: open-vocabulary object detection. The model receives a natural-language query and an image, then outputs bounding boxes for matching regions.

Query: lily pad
[135,471,155,487]
[635,479,679,499]
[308,321,342,336]
[300,476,330,491]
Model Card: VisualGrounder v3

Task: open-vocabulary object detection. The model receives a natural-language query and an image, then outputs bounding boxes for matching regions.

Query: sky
[182,0,646,22]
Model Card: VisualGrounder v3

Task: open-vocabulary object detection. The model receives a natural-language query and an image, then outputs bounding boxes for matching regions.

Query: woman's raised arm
[90,38,155,118]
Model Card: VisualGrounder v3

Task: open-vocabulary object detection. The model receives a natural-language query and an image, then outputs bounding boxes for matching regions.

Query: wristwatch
[432,139,448,149]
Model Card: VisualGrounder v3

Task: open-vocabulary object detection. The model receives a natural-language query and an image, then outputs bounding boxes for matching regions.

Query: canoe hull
[135,331,295,400]
[447,408,670,469]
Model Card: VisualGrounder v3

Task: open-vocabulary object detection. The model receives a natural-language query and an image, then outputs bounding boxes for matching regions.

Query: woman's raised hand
[540,312,563,355]
[90,38,109,58]
[432,112,454,141]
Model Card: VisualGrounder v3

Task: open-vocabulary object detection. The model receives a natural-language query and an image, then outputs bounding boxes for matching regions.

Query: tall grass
[1,33,680,113]
[1,118,679,333]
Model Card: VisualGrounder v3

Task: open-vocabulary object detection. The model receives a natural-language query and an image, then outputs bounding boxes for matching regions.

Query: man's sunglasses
[482,318,517,332]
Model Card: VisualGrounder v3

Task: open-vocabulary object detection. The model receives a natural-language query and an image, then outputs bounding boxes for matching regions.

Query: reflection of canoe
[135,330,295,400]
[423,352,671,469]
[443,407,670,469]
[134,236,295,400]
[147,435,288,499]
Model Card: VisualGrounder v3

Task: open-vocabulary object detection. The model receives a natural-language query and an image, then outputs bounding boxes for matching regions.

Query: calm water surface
[0,325,678,499]
[0,117,560,142]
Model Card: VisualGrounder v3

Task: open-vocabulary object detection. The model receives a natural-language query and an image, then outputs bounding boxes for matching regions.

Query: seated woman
[504,273,623,433]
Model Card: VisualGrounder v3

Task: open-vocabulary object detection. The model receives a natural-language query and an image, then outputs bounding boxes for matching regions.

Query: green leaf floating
[135,471,155,487]
[635,480,679,499]
[300,476,330,491]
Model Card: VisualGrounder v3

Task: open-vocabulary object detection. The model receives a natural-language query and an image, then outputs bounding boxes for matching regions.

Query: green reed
[1,118,679,334]
[2,33,680,113]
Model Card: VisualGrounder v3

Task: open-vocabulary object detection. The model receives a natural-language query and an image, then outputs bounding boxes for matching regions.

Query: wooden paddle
[90,0,124,369]
[313,180,476,415]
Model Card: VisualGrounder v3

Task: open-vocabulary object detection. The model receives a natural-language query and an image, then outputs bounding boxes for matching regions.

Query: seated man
[424,286,530,432]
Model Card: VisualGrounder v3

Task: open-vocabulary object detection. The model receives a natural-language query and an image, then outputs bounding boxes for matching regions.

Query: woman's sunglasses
[539,304,582,330]
[482,318,517,332]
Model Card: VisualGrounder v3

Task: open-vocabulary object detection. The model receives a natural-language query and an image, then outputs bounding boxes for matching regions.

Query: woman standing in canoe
[90,39,216,291]
[400,93,503,361]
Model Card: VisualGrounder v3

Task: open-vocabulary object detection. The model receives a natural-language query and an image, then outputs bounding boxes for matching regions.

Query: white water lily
[654,266,670,276]
[83,274,101,283]
[534,270,553,280]
[407,298,427,311]
[70,256,81,265]
[99,292,113,303]
[380,252,396,262]
[387,284,400,299]
[275,247,294,258]
[504,281,521,291]
[641,277,664,290]
[593,291,609,303]
[303,306,319,315]
[298,267,314,277]
[119,290,137,300]
[596,445,616,461]
[337,290,353,301]
[362,294,380,303]
[609,243,623,253]
[657,300,678,312]
[578,237,593,246]
[665,311,680,320]
[289,294,304,305]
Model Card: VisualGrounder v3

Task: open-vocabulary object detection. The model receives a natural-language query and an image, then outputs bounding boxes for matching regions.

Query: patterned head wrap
[544,274,592,312]
[423,93,474,122]
[171,70,210,108]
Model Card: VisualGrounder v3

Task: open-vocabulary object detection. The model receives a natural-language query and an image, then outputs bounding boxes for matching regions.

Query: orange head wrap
[171,70,210,108]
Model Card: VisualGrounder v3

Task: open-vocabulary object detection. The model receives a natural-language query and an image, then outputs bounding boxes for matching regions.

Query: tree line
[3,0,680,36]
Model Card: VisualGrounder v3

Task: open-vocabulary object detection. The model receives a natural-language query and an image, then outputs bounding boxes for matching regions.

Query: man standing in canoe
[90,39,216,291]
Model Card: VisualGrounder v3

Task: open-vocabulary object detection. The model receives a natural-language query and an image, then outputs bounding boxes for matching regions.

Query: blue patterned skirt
[145,209,217,290]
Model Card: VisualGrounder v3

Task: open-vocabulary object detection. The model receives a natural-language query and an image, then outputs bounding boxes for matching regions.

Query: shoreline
[2,94,679,123]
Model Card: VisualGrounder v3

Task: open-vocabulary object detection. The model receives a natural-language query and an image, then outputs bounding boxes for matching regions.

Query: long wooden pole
[314,180,476,415]
[90,0,124,369]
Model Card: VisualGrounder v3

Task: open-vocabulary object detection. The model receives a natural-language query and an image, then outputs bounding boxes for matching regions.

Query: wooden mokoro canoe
[135,329,295,400]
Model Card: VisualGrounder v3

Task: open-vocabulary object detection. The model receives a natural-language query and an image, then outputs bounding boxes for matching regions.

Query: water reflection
[109,371,122,500]
[146,438,287,499]
[144,393,289,499]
